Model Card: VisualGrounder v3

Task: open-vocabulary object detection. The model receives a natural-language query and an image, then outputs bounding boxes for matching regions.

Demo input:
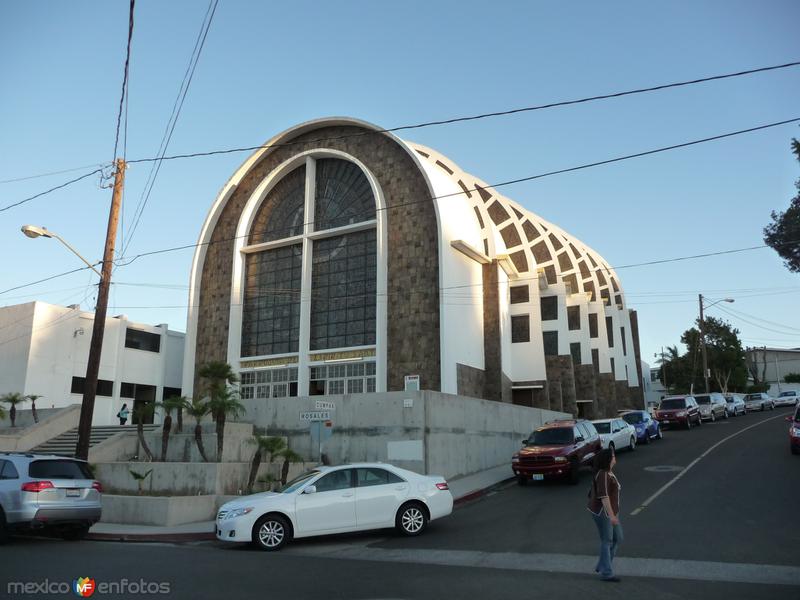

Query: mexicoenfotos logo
[73,578,96,597]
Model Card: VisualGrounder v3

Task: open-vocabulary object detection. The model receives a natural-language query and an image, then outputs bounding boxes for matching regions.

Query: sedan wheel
[252,515,290,551]
[629,436,636,451]
[710,412,716,422]
[686,418,692,430]
[723,409,729,420]
[657,427,663,440]
[396,503,428,536]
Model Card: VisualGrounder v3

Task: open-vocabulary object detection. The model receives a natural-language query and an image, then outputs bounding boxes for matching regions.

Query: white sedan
[216,463,453,551]
[591,418,637,452]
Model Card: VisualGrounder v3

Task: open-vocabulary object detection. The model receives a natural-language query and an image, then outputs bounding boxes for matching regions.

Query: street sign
[404,375,420,392]
[315,400,336,411]
[300,410,331,422]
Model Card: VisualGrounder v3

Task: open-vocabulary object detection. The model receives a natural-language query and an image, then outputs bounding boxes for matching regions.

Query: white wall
[0,302,35,396]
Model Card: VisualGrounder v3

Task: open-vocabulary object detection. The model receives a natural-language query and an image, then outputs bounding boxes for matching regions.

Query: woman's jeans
[591,511,623,578]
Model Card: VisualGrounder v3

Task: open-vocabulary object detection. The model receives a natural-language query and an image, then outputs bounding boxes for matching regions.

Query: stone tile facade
[456,363,486,400]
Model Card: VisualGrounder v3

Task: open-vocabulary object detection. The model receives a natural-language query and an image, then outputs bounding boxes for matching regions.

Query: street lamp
[20,225,102,277]
[698,295,735,393]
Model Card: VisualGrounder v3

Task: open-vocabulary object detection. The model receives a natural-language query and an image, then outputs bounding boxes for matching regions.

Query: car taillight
[435,482,449,490]
[92,481,103,493]
[21,481,54,492]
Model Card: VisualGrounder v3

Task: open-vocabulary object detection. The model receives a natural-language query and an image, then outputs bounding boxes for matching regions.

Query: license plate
[66,489,81,497]
[532,474,544,481]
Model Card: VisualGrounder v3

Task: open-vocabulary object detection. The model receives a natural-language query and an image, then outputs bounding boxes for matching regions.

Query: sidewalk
[87,464,513,543]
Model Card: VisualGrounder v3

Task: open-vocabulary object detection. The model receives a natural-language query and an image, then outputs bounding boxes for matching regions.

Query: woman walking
[587,448,623,582]
[117,403,130,426]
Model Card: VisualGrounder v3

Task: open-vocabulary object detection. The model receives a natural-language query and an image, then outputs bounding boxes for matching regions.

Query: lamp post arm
[49,232,102,277]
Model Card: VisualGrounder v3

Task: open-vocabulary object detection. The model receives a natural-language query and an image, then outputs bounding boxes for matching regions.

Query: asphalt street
[2,406,798,600]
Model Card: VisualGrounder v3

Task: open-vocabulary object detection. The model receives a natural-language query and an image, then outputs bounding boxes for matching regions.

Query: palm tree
[160,396,189,462]
[0,392,29,428]
[279,447,304,486]
[184,397,210,462]
[199,361,242,461]
[206,386,244,462]
[133,402,156,462]
[247,435,287,494]
[26,394,43,423]
[0,404,6,422]
[129,468,153,496]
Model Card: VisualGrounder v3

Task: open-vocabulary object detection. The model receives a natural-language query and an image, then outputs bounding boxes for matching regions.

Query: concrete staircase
[31,425,160,457]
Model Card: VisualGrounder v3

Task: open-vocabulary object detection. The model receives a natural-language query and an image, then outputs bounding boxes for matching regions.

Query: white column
[297,157,316,396]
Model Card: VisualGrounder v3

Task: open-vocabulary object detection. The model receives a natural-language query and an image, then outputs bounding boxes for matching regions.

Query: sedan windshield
[659,399,686,410]
[278,470,320,493]
[694,395,711,404]
[745,394,761,401]
[593,422,611,434]
[528,428,574,445]
[622,413,643,425]
[779,391,797,397]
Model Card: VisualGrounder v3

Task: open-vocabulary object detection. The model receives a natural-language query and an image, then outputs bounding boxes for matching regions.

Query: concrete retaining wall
[0,404,80,452]
[100,494,237,526]
[240,390,568,480]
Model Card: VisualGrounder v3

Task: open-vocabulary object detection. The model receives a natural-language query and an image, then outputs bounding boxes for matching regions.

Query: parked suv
[744,393,775,412]
[512,419,602,485]
[694,393,729,422]
[656,396,702,429]
[0,453,102,542]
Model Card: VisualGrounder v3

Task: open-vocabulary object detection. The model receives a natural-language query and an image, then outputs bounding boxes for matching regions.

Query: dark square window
[610,357,616,376]
[592,349,600,372]
[620,327,627,355]
[544,265,557,285]
[543,331,558,356]
[589,313,599,338]
[570,342,582,365]
[510,286,529,304]
[540,296,558,321]
[606,316,614,348]
[125,328,161,353]
[511,315,530,343]
[567,306,580,330]
[71,377,113,397]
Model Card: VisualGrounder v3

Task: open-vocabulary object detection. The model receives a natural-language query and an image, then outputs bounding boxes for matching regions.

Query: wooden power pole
[75,158,126,460]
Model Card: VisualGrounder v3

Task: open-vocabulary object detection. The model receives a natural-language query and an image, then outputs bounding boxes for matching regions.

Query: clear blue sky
[1,0,799,367]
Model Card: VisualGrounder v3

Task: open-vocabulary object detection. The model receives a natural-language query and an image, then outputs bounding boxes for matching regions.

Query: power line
[124,59,800,165]
[0,164,109,185]
[111,0,135,164]
[713,303,799,336]
[0,169,104,213]
[0,265,97,296]
[122,0,219,256]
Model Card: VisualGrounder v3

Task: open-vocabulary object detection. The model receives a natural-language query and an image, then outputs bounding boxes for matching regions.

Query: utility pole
[699,294,710,393]
[75,158,126,460]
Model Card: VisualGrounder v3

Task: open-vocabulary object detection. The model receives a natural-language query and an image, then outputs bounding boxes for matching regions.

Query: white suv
[0,453,102,542]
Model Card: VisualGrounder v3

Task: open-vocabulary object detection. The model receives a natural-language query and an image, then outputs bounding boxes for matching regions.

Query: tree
[129,468,153,496]
[785,373,800,384]
[246,435,287,494]
[746,346,769,388]
[184,397,211,462]
[0,392,29,428]
[160,396,189,462]
[680,317,748,393]
[198,361,243,461]
[764,139,800,272]
[133,402,156,462]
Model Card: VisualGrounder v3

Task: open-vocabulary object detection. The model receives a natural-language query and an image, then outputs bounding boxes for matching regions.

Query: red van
[656,395,703,429]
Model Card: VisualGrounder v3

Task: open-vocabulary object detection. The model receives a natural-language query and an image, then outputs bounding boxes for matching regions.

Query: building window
[314,159,376,232]
[543,331,558,356]
[310,229,377,351]
[591,349,600,372]
[309,362,376,396]
[163,387,182,401]
[240,367,299,400]
[71,377,113,397]
[250,165,306,243]
[567,306,580,331]
[540,296,558,321]
[125,328,161,353]
[511,315,530,343]
[620,326,627,355]
[610,357,616,376]
[242,245,302,357]
[606,316,614,348]
[588,313,598,338]
[510,285,529,304]
[570,342,582,365]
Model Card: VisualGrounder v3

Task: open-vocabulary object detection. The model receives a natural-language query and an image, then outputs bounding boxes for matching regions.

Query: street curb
[87,531,215,543]
[453,476,515,507]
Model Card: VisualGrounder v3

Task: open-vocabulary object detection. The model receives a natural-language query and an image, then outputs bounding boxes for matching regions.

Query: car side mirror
[521,439,528,445]
[303,485,317,494]
[787,416,794,422]
[574,436,584,443]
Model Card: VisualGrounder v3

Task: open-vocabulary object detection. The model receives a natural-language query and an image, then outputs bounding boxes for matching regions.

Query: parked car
[787,403,800,455]
[216,464,453,551]
[724,393,747,416]
[775,390,799,407]
[512,419,601,485]
[0,453,102,542]
[744,393,775,412]
[655,396,702,429]
[694,393,729,422]
[592,418,637,452]
[619,410,662,444]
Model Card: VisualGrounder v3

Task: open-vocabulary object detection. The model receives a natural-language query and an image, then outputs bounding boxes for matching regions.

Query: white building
[0,301,184,425]
[746,347,800,397]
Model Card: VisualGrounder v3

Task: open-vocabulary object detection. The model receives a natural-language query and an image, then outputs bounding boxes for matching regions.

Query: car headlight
[512,455,520,463]
[792,426,800,437]
[554,456,568,463]
[225,507,254,519]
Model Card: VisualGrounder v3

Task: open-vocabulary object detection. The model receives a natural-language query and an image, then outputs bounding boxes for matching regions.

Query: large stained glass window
[241,244,302,356]
[315,159,375,231]
[310,229,377,350]
[251,166,306,244]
